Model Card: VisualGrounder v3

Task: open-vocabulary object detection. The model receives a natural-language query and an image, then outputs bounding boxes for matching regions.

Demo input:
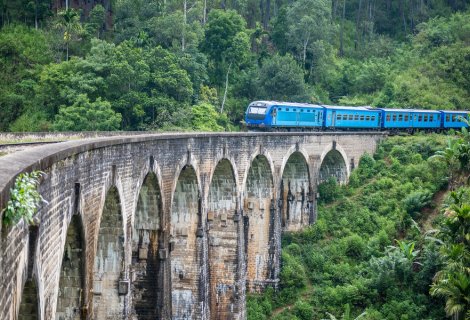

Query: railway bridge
[0,132,384,320]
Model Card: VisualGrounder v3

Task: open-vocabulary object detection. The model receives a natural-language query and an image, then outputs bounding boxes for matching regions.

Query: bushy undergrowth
[248,134,451,320]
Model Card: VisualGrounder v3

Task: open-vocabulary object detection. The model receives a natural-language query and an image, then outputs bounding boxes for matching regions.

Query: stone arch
[131,172,163,319]
[18,278,39,320]
[207,159,239,319]
[170,165,202,319]
[319,148,348,184]
[243,154,274,292]
[92,186,125,319]
[280,151,310,231]
[56,214,85,320]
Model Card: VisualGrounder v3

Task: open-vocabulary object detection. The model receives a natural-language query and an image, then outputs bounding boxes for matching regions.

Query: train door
[272,107,277,125]
[332,111,336,128]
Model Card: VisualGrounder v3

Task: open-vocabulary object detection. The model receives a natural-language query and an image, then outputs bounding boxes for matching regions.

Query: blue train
[245,101,469,132]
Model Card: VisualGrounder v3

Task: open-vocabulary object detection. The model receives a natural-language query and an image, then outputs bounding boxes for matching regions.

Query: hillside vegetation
[0,0,469,131]
[248,132,470,319]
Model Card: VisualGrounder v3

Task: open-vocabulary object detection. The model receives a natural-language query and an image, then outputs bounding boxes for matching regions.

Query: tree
[285,0,334,67]
[430,191,470,320]
[257,54,307,101]
[53,9,84,60]
[0,25,52,131]
[53,94,122,131]
[191,102,226,131]
[202,9,250,111]
[85,4,106,39]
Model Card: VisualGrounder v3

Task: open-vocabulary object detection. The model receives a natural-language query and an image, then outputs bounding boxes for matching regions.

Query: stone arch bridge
[0,132,384,320]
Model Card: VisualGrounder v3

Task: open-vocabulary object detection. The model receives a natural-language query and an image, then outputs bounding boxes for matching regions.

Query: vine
[2,171,44,227]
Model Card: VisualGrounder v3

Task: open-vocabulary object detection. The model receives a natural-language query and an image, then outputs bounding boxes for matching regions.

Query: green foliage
[53,94,121,131]
[257,54,307,101]
[2,171,44,226]
[191,103,226,131]
[249,135,449,319]
[430,189,470,319]
[318,177,341,204]
[403,190,432,218]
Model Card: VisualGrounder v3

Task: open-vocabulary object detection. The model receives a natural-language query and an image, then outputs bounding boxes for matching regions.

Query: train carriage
[379,108,441,131]
[323,106,381,130]
[441,110,469,129]
[245,101,324,130]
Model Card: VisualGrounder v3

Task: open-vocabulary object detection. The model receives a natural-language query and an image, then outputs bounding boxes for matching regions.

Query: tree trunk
[203,0,207,24]
[264,0,271,29]
[399,0,407,35]
[35,0,38,29]
[182,0,186,51]
[355,0,362,51]
[339,0,346,56]
[220,63,232,113]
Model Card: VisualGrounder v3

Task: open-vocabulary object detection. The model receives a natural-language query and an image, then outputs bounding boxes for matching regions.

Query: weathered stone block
[207,211,215,221]
[139,247,148,260]
[118,280,129,295]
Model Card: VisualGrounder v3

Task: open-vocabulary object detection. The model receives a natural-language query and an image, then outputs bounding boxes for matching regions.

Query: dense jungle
[0,0,469,132]
[1,1,470,319]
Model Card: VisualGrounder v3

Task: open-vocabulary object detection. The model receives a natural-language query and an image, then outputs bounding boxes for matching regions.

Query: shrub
[2,171,44,226]
[318,177,341,203]
[293,300,313,320]
[343,234,366,259]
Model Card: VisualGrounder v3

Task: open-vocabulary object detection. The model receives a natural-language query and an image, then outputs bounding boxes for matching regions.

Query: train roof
[440,110,470,114]
[322,105,376,111]
[375,108,441,113]
[249,101,321,108]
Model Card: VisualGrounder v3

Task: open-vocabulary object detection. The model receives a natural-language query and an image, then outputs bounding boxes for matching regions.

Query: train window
[437,115,440,120]
[337,114,341,120]
[342,115,347,120]
[405,115,409,121]
[452,115,457,122]
[366,116,370,121]
[424,115,428,122]
[392,114,397,121]
[371,116,375,121]
[286,108,289,111]
[446,115,450,122]
[360,115,365,120]
[354,115,359,120]
[398,115,403,121]
[249,106,267,114]
[386,114,391,121]
[430,115,433,121]
[349,115,353,120]
[293,109,296,111]
[418,115,422,122]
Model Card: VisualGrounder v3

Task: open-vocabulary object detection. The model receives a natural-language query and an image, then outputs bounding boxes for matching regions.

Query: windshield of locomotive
[249,106,267,114]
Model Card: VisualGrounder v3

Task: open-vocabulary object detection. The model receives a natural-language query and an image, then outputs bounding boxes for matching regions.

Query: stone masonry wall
[0,132,384,320]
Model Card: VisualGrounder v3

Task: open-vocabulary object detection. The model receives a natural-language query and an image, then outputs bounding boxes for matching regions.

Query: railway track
[0,140,63,151]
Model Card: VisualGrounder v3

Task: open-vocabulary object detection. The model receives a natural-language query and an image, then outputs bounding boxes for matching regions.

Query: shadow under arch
[56,213,86,320]
[92,186,125,318]
[243,154,275,292]
[18,277,39,320]
[319,149,348,184]
[280,151,310,231]
[170,164,202,319]
[131,171,163,319]
[207,158,239,319]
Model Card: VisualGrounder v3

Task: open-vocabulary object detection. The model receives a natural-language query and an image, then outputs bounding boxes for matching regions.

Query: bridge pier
[0,132,383,320]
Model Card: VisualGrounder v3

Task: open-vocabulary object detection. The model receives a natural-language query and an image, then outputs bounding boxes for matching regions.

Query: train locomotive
[245,101,469,132]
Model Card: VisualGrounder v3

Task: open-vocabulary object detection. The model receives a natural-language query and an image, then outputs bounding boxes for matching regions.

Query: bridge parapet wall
[0,132,384,320]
